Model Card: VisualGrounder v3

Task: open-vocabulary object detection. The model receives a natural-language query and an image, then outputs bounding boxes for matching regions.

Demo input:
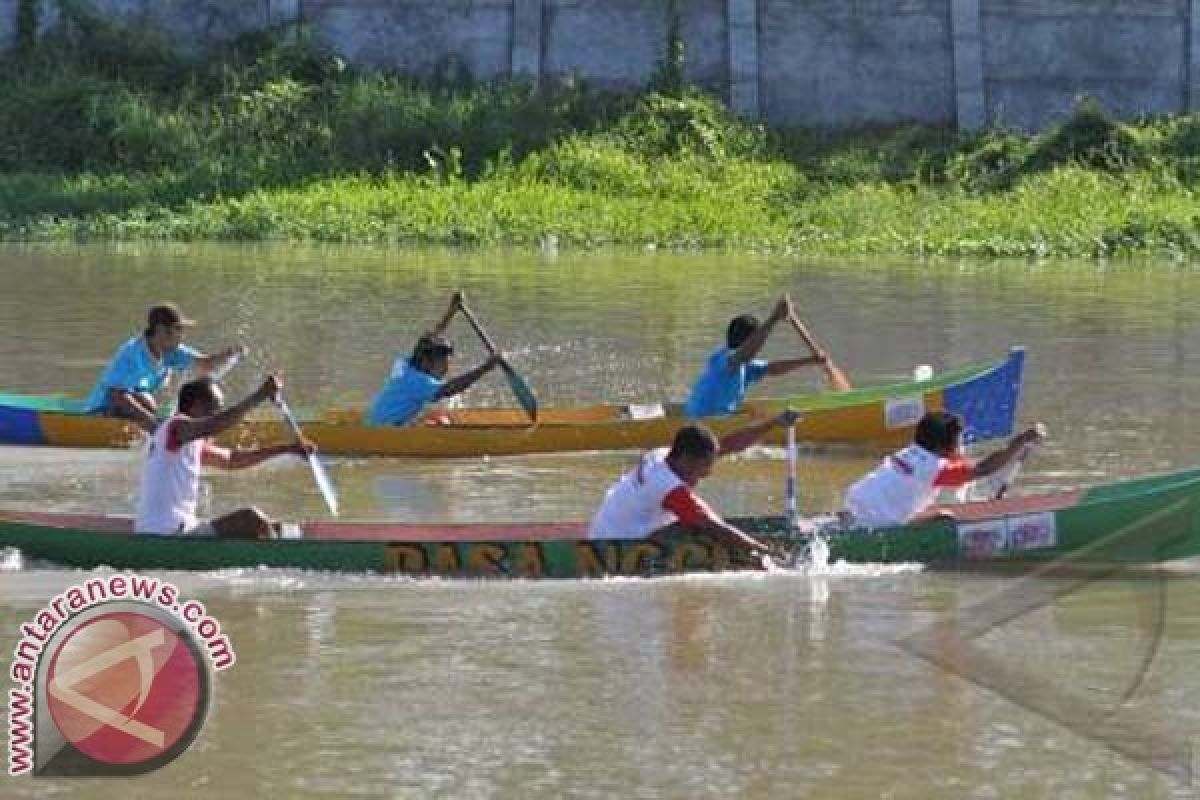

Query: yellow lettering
[384,544,427,574]
[433,544,461,574]
[667,542,710,573]
[466,544,506,575]
[574,542,620,576]
[711,544,733,572]
[621,543,663,575]
[513,544,544,578]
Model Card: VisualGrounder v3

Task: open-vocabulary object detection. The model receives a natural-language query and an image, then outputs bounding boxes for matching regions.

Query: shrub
[616,90,766,161]
[1025,96,1148,174]
[946,133,1031,192]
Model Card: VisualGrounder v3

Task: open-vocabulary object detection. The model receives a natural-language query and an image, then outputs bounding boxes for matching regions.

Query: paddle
[785,422,799,532]
[991,423,1047,500]
[274,392,340,516]
[457,301,538,423]
[788,314,853,392]
[778,416,828,567]
[209,346,247,383]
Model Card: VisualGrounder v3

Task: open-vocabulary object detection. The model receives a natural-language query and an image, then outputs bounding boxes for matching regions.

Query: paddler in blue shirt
[368,292,503,426]
[84,303,244,433]
[683,293,829,418]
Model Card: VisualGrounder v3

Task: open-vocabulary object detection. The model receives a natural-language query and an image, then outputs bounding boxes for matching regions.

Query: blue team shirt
[367,358,443,426]
[683,347,768,418]
[84,336,199,413]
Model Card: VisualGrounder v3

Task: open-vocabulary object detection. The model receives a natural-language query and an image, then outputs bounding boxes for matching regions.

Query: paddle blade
[824,362,853,392]
[501,362,538,423]
[277,395,340,516]
[785,424,798,529]
[307,453,340,516]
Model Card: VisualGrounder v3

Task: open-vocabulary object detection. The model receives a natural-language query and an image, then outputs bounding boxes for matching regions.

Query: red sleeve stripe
[165,419,185,453]
[934,458,976,488]
[662,486,712,527]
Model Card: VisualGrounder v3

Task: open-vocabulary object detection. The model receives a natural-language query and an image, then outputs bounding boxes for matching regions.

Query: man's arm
[728,295,791,369]
[971,426,1044,479]
[106,389,160,433]
[689,516,770,555]
[436,355,501,400]
[203,442,310,470]
[764,354,827,377]
[173,376,279,445]
[194,345,245,376]
[652,489,769,555]
[718,409,801,457]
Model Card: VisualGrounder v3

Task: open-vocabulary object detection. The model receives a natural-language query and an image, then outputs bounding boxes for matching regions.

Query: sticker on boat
[957,512,1058,559]
[1007,512,1057,552]
[885,396,924,429]
[958,521,1008,559]
[626,403,666,420]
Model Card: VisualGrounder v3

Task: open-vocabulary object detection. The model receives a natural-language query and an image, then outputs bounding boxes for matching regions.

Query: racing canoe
[2,464,1198,578]
[0,349,1025,457]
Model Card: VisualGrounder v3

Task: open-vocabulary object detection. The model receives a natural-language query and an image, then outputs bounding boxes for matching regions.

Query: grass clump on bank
[1,18,1198,256]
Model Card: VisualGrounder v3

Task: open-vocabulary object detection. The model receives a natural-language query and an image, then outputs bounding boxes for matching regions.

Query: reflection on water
[1,244,1198,524]
[2,571,1197,798]
[0,244,1198,797]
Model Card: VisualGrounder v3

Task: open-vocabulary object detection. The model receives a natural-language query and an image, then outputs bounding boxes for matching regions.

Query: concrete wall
[0,0,15,52]
[70,1,274,52]
[983,0,1191,128]
[758,0,957,128]
[5,0,1200,130]
[306,0,512,76]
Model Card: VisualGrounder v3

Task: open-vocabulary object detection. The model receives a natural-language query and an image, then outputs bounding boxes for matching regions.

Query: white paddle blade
[308,453,340,516]
[276,396,340,516]
[785,424,798,530]
[210,350,244,383]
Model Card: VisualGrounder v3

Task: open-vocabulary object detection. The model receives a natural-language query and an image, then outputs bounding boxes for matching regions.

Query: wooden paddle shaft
[788,315,852,391]
[458,302,500,357]
[456,301,539,423]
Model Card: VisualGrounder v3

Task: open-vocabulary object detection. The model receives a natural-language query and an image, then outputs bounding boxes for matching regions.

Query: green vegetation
[2,17,1199,256]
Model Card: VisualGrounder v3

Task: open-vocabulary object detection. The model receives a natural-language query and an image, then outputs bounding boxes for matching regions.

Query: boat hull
[3,465,1199,578]
[0,350,1025,457]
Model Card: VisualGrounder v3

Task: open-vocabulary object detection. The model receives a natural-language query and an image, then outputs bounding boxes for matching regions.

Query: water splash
[0,547,23,571]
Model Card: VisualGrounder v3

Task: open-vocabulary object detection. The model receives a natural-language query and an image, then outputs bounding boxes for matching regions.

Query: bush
[616,91,767,161]
[519,137,651,194]
[1024,97,1148,174]
[946,132,1031,192]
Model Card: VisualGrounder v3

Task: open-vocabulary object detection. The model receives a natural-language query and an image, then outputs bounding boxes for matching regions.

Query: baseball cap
[146,303,195,331]
[412,334,454,360]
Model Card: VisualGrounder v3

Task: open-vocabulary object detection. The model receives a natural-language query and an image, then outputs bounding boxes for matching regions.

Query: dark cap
[412,334,454,361]
[146,303,195,332]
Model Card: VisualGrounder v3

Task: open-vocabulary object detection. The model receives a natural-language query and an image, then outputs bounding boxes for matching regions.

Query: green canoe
[2,466,1199,578]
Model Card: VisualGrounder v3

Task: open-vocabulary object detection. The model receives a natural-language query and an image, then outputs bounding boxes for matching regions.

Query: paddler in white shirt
[135,373,315,539]
[588,409,801,556]
[843,410,1045,528]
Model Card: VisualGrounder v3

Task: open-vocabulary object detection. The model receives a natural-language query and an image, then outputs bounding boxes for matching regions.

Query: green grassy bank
[2,21,1199,256]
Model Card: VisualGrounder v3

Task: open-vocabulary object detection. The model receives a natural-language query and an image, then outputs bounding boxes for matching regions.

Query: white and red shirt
[588,448,713,539]
[843,444,975,528]
[135,415,225,535]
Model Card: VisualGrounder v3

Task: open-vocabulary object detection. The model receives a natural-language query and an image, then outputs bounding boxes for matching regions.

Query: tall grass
[1,21,1198,256]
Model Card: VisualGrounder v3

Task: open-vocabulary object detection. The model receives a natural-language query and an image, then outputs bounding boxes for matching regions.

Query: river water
[0,244,1198,797]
